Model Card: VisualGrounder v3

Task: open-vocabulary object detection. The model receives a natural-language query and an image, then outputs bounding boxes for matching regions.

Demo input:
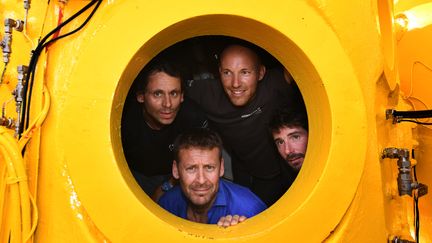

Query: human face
[272,126,308,172]
[136,71,184,130]
[173,148,224,209]
[219,45,265,106]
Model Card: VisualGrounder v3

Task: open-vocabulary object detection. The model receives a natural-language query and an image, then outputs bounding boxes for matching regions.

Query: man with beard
[158,128,266,226]
[122,57,207,200]
[269,109,308,174]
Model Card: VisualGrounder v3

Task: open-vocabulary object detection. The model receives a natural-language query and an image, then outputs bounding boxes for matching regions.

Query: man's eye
[275,139,284,146]
[170,91,179,97]
[222,70,231,75]
[205,165,215,172]
[241,70,251,75]
[291,135,301,140]
[186,167,196,172]
[153,91,163,97]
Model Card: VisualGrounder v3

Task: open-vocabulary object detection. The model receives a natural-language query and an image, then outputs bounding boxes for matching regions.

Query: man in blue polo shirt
[158,128,267,226]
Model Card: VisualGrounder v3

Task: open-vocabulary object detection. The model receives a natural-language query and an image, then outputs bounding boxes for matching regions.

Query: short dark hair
[134,56,184,92]
[269,109,308,133]
[173,128,223,162]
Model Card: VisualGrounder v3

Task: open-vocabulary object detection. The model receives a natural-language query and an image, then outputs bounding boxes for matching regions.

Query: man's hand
[217,215,247,227]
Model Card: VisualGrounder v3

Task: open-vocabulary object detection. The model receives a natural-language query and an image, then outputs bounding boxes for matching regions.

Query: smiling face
[136,71,184,130]
[219,45,266,107]
[272,125,308,172]
[172,147,224,209]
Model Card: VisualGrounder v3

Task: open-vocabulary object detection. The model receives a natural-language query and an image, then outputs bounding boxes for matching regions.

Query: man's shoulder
[181,97,205,112]
[158,186,185,209]
[220,180,264,203]
[185,78,225,106]
[261,67,287,87]
[219,180,267,215]
[176,97,208,128]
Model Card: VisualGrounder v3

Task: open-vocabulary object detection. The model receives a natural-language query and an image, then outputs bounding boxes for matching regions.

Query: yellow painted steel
[394,1,432,242]
[0,0,431,242]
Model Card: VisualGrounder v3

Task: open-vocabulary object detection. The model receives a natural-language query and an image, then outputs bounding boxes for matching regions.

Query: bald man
[186,42,305,206]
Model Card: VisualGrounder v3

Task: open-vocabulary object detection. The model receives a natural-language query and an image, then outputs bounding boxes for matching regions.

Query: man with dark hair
[158,128,266,226]
[269,109,308,172]
[186,41,306,206]
[121,57,207,200]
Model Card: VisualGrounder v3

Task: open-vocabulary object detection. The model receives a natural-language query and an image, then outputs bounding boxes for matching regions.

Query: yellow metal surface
[0,0,431,242]
[394,2,432,242]
[396,1,432,111]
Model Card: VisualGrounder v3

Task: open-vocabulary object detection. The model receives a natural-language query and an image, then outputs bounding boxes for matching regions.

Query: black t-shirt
[186,68,305,178]
[121,97,207,176]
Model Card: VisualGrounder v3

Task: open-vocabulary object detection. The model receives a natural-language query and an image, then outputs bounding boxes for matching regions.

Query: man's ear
[136,91,145,103]
[172,160,180,179]
[258,65,266,81]
[219,158,225,177]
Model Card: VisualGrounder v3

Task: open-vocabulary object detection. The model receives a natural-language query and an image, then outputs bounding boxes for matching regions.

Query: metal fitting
[4,18,24,33]
[14,65,28,136]
[391,236,415,243]
[382,147,428,197]
[382,148,414,196]
[0,116,15,128]
[24,0,31,10]
[15,65,28,103]
[1,18,24,64]
[1,97,15,129]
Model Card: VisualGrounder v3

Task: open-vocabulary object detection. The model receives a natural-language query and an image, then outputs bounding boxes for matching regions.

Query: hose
[18,84,50,150]
[0,144,21,243]
[0,127,37,243]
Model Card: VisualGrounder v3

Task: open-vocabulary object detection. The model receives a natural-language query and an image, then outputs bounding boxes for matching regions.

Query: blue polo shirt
[158,179,267,224]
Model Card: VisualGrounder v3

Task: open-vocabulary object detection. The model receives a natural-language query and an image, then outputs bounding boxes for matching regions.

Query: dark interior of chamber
[121,35,304,206]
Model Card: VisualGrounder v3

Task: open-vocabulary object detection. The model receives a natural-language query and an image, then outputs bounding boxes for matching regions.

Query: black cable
[23,0,101,132]
[24,0,102,129]
[41,0,102,50]
[413,165,419,243]
[415,195,419,243]
[398,119,432,125]
[20,0,102,136]
[392,109,432,119]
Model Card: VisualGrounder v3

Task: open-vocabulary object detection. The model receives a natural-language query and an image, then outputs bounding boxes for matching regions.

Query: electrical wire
[0,127,34,242]
[20,0,102,137]
[398,119,432,125]
[402,97,432,129]
[404,60,432,100]
[0,63,7,85]
[23,0,101,131]
[18,85,50,150]
[23,9,36,49]
[412,165,419,243]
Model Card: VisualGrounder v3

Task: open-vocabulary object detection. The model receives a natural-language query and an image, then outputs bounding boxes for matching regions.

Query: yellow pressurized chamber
[1,0,431,242]
[57,1,365,241]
